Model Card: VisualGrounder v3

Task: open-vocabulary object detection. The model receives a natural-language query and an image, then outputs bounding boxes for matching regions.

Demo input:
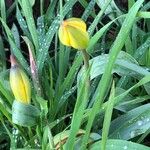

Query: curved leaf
[90,139,150,150]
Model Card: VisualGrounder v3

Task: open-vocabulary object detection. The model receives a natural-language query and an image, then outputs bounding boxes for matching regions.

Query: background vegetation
[0,0,150,149]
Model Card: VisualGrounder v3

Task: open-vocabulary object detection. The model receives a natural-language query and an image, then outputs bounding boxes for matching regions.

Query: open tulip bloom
[58,18,89,50]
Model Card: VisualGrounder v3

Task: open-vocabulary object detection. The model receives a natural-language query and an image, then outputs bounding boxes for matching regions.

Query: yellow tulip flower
[10,55,31,104]
[58,18,89,50]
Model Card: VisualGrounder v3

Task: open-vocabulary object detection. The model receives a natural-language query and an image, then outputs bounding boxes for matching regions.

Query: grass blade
[101,81,115,150]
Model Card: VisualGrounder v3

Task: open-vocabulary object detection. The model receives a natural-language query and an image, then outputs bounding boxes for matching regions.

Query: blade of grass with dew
[81,1,145,148]
[88,0,112,36]
[0,102,12,123]
[90,139,150,150]
[134,37,150,60]
[103,75,150,113]
[97,0,122,23]
[37,16,45,55]
[116,95,150,107]
[101,81,115,150]
[0,81,13,105]
[108,104,150,140]
[55,55,82,103]
[58,86,77,111]
[0,0,6,22]
[45,0,58,23]
[78,51,150,87]
[0,18,29,72]
[80,0,96,19]
[11,24,20,48]
[58,45,68,85]
[87,15,125,53]
[88,11,149,54]
[125,36,134,55]
[16,6,31,39]
[132,23,138,51]
[20,0,39,51]
[81,0,96,21]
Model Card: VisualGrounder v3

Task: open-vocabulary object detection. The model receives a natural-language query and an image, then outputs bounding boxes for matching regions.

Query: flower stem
[81,49,90,94]
[81,49,89,70]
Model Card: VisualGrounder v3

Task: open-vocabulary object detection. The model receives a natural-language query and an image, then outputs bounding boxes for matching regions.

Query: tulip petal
[10,66,30,104]
[58,25,71,47]
[20,70,31,104]
[67,26,89,49]
[66,18,86,32]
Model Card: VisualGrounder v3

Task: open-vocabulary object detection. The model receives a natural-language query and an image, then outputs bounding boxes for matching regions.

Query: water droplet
[130,131,135,138]
[137,120,142,126]
[31,70,35,74]
[146,118,150,122]
[123,146,127,150]
[111,144,114,147]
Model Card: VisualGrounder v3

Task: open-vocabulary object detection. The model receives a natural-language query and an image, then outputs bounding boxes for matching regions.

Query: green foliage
[0,0,150,149]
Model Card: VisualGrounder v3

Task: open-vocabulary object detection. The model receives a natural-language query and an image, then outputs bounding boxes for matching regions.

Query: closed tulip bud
[10,55,31,104]
[58,18,89,50]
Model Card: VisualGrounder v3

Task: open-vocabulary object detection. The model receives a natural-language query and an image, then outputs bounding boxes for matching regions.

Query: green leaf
[108,104,150,140]
[88,0,114,35]
[81,0,96,21]
[12,100,40,127]
[0,0,6,22]
[16,6,31,38]
[0,18,29,72]
[90,139,150,150]
[78,51,149,83]
[20,0,39,51]
[11,24,20,48]
[101,81,115,150]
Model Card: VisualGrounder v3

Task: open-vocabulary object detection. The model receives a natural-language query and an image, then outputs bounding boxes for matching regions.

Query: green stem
[81,49,89,70]
[81,49,90,88]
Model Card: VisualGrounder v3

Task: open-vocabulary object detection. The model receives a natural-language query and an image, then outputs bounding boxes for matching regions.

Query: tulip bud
[58,18,89,50]
[10,55,31,104]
